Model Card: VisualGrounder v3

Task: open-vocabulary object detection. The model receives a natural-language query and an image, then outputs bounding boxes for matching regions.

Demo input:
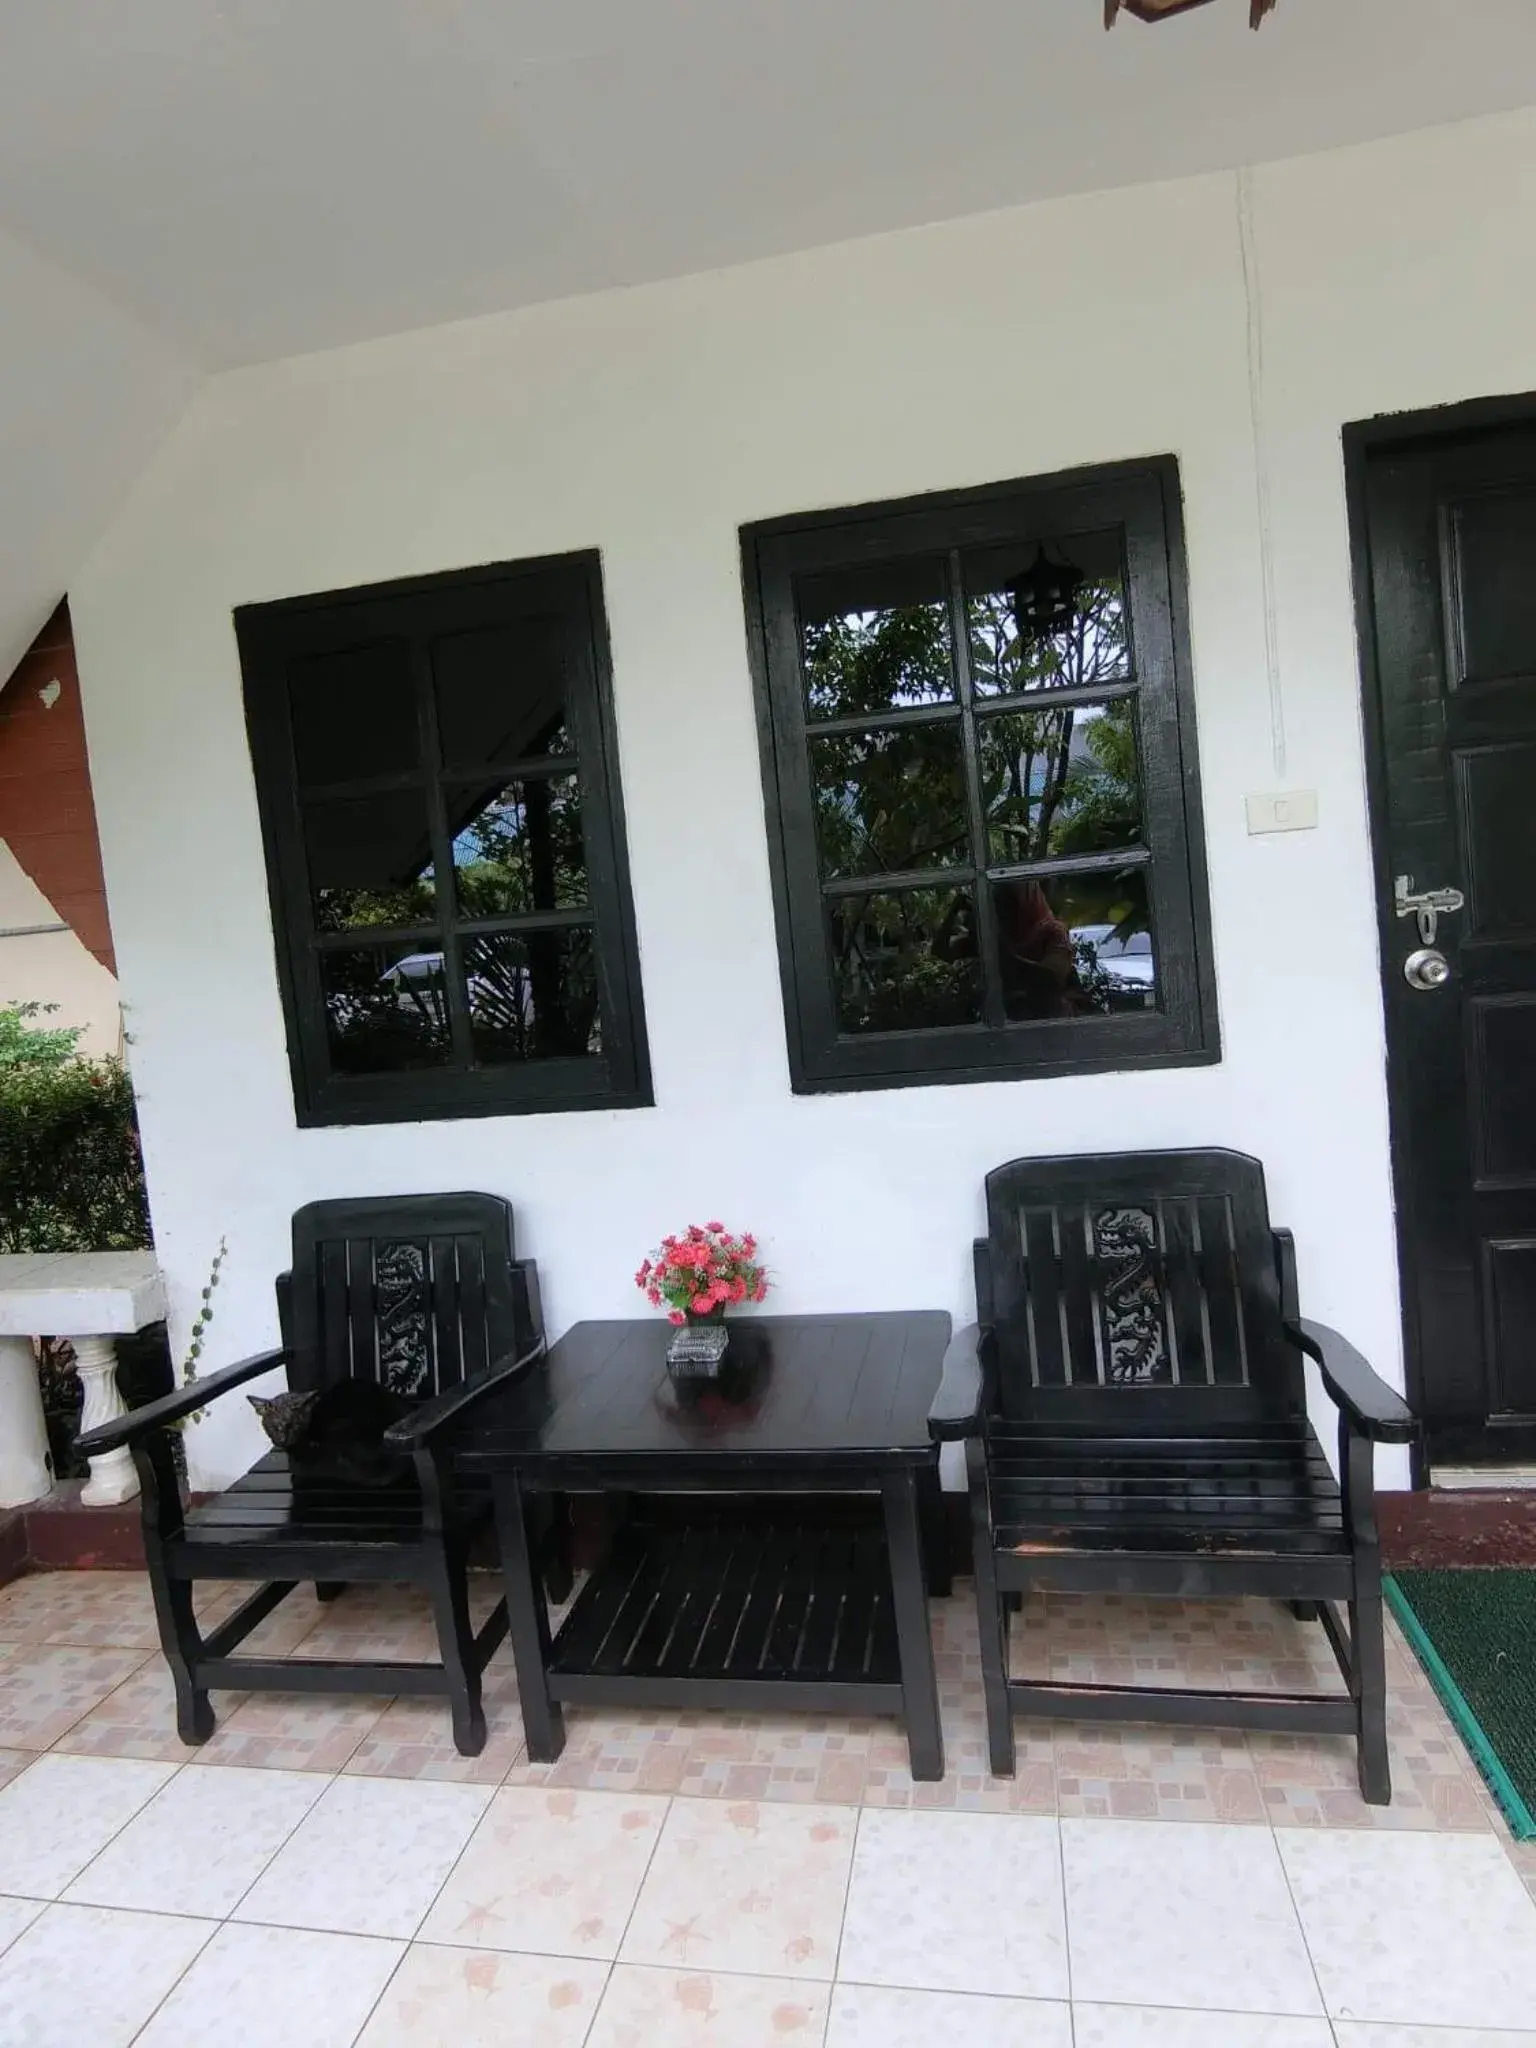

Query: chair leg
[425,1534,486,1757]
[134,1439,214,1744]
[918,1464,952,1598]
[1342,1418,1391,1805]
[315,1582,348,1603]
[160,1575,215,1744]
[966,1438,1015,1778]
[1352,1583,1391,1805]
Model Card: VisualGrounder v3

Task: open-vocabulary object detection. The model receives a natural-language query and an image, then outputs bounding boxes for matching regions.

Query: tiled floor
[0,1570,1534,2045]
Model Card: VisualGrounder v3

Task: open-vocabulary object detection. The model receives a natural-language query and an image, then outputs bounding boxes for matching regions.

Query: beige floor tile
[357,1944,608,2046]
[588,1963,829,2048]
[503,1707,696,1795]
[1249,1684,1490,1833]
[186,1686,392,1772]
[0,1570,238,1651]
[344,1667,525,1783]
[1074,2011,1333,2046]
[420,1783,667,1959]
[1279,1828,1536,2029]
[1334,2030,1536,2046]
[51,1653,248,1764]
[1062,1818,1320,2016]
[234,1774,492,1938]
[0,1901,213,2048]
[828,1983,1073,2048]
[0,1749,32,1790]
[622,1796,855,1981]
[289,1584,440,1666]
[0,1896,43,1957]
[66,1762,327,1916]
[134,1920,405,2048]
[0,1642,149,1749]
[840,1808,1067,2000]
[1054,1722,1264,1824]
[0,1753,176,1898]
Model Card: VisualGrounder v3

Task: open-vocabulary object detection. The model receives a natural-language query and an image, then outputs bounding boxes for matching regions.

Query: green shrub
[0,1044,151,1253]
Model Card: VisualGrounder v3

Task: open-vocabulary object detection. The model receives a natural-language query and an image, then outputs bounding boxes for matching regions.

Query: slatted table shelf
[547,1505,902,1715]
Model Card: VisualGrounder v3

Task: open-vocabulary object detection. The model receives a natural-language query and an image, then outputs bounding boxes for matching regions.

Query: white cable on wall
[1236,165,1287,780]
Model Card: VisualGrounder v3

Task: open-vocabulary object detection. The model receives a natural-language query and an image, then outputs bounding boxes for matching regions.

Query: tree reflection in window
[802,550,1154,1035]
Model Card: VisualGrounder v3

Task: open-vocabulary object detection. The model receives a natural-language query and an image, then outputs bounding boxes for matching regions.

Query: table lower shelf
[548,1502,904,1715]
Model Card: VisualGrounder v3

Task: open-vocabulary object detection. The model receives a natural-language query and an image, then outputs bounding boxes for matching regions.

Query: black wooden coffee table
[456,1311,953,1780]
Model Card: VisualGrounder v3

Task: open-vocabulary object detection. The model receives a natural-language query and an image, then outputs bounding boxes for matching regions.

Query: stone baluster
[0,1335,53,1508]
[73,1336,140,1506]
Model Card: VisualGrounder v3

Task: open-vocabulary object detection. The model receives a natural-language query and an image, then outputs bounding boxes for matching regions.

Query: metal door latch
[1394,874,1465,947]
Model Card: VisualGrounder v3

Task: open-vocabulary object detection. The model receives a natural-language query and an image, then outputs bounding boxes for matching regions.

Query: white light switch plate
[1246,790,1318,835]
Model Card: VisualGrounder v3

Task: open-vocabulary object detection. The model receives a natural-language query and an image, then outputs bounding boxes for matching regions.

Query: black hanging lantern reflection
[1011,544,1084,645]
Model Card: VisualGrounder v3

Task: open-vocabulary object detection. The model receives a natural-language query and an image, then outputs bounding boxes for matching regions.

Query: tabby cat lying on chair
[248,1380,413,1487]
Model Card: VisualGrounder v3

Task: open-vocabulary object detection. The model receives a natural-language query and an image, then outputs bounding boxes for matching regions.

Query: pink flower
[729,1277,747,1303]
[691,1292,714,1314]
[668,1310,686,1326]
[705,1219,725,1234]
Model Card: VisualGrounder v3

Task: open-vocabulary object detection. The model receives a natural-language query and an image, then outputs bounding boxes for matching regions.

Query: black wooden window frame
[237,551,652,1127]
[742,457,1219,1094]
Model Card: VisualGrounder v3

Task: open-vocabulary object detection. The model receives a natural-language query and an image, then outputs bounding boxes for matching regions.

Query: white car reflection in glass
[1072,922,1156,1004]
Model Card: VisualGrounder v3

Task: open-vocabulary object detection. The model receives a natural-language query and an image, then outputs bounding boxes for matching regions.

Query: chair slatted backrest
[980,1149,1301,1427]
[280,1193,539,1400]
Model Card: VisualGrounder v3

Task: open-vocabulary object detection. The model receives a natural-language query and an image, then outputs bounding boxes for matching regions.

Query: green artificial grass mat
[1386,1568,1536,1841]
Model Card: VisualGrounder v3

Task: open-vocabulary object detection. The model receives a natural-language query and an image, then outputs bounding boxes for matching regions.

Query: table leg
[492,1471,565,1762]
[882,1468,944,1782]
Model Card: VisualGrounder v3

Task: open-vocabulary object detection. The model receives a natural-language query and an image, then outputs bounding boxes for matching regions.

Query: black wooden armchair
[930,1149,1417,1803]
[76,1193,550,1756]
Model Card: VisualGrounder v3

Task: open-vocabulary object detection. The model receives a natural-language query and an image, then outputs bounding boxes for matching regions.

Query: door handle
[1394,874,1465,947]
[1403,946,1451,991]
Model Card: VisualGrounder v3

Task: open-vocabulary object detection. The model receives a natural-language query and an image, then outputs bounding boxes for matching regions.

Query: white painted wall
[0,219,197,682]
[67,104,1536,1489]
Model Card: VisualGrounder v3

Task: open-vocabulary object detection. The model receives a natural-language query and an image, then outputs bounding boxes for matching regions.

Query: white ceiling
[2,0,1536,368]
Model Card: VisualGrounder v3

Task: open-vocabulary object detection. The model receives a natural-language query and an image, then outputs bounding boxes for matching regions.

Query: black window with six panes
[744,459,1217,1093]
[238,554,650,1125]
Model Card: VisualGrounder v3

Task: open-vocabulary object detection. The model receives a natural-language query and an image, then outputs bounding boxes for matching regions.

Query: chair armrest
[928,1324,994,1442]
[385,1338,547,1448]
[74,1346,289,1456]
[1285,1318,1417,1444]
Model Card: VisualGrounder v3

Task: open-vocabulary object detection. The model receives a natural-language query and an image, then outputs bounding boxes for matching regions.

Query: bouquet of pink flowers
[636,1222,769,1326]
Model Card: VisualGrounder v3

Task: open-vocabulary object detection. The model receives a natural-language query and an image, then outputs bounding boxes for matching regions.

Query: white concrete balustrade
[0,1253,165,1508]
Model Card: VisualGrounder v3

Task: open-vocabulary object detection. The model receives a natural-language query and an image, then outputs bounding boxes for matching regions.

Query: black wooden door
[1357,420,1536,1465]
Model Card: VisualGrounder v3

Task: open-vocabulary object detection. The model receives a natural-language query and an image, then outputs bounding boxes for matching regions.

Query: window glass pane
[449,774,587,917]
[319,946,452,1073]
[979,700,1143,864]
[432,622,572,768]
[965,530,1130,698]
[288,642,419,785]
[993,868,1156,1021]
[465,930,601,1063]
[304,792,437,932]
[810,724,969,880]
[827,886,983,1034]
[797,559,955,719]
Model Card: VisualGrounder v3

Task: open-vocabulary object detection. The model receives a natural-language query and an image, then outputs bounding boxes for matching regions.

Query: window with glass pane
[238,554,650,1125]
[744,459,1216,1092]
